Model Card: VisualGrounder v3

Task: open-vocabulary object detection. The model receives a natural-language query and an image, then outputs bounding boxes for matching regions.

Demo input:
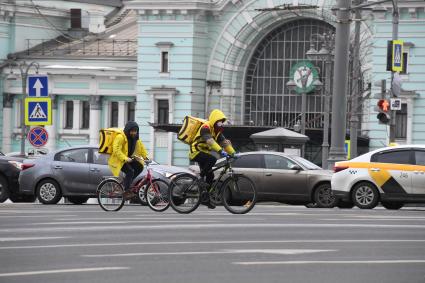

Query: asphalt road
[0,203,424,283]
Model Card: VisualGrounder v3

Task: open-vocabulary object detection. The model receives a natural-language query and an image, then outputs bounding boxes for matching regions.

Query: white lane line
[1,223,425,233]
[1,239,424,250]
[0,237,69,242]
[82,249,335,258]
[321,218,425,221]
[234,260,425,265]
[21,220,218,225]
[0,215,78,218]
[0,267,129,277]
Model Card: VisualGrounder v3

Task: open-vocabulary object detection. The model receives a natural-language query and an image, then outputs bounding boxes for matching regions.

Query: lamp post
[8,61,40,156]
[306,32,335,169]
[286,62,322,158]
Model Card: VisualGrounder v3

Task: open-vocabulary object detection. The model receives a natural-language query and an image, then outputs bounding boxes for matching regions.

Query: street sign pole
[389,0,399,143]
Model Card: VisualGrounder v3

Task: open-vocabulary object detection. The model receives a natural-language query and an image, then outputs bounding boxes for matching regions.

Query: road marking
[0,215,78,218]
[22,220,219,225]
[82,249,335,258]
[0,267,129,277]
[1,223,425,233]
[0,237,69,242]
[1,239,424,250]
[321,218,425,221]
[234,260,425,265]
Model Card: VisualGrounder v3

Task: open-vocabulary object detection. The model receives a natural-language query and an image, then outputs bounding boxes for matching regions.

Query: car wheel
[138,185,148,205]
[351,182,379,209]
[314,183,336,208]
[36,179,62,204]
[381,201,404,210]
[67,196,89,205]
[0,175,10,203]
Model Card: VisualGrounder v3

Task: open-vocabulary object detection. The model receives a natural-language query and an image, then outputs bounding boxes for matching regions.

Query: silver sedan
[19,145,192,204]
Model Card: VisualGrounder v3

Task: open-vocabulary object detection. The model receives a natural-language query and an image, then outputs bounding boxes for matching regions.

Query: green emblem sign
[289,61,319,94]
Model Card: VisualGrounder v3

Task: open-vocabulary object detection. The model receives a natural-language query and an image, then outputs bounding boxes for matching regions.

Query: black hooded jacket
[123,121,139,157]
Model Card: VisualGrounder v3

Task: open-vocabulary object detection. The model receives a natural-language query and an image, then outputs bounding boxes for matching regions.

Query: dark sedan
[190,151,336,207]
[0,155,36,203]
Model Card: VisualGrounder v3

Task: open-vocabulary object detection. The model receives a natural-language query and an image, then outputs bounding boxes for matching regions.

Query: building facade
[1,1,139,157]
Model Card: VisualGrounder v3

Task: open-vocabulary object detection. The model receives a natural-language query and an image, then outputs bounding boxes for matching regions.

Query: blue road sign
[25,97,52,125]
[28,127,48,147]
[391,40,403,72]
[28,76,48,97]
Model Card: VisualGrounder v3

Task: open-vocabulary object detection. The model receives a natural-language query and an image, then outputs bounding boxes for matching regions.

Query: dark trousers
[121,160,144,191]
[192,152,217,185]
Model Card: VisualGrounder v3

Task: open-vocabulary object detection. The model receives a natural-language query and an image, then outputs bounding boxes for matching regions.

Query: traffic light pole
[389,0,399,143]
[328,0,351,168]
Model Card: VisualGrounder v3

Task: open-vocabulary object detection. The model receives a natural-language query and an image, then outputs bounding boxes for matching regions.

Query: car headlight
[8,161,23,170]
[163,172,173,178]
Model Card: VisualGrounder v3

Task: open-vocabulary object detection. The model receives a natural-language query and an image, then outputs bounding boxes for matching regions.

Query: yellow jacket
[189,109,235,160]
[108,130,148,176]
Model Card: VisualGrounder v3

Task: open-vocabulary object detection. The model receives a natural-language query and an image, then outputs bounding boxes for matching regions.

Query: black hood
[124,121,139,137]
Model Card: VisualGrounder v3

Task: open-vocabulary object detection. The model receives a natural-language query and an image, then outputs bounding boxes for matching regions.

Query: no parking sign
[28,127,48,147]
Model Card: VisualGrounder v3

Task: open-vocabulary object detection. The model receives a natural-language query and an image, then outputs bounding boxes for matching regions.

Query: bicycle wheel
[145,179,170,212]
[169,173,201,214]
[97,179,125,212]
[221,175,257,214]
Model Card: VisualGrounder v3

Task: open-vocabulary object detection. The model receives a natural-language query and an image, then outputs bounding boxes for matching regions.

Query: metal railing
[25,39,137,57]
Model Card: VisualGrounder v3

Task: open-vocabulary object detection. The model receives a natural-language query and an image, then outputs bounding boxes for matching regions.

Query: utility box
[250,127,309,156]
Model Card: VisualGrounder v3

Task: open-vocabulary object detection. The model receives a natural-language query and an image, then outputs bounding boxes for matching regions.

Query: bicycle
[97,158,170,212]
[168,155,257,214]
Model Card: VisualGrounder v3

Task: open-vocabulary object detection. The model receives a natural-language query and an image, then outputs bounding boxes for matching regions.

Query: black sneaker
[205,200,216,209]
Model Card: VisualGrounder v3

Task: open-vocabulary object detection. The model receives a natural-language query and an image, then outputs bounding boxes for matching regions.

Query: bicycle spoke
[221,175,257,214]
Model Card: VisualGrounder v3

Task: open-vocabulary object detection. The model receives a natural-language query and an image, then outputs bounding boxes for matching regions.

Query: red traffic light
[377,99,390,112]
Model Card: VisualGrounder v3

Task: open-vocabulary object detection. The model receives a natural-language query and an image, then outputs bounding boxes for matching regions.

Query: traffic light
[376,99,390,124]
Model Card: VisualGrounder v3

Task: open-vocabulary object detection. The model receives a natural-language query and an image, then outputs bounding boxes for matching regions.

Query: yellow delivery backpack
[177,116,207,145]
[98,128,122,154]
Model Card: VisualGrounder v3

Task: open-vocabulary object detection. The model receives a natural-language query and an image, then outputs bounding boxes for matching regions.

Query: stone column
[2,94,14,153]
[89,95,102,145]
[45,94,57,152]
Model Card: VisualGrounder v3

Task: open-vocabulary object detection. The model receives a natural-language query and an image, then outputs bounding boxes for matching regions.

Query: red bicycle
[97,158,170,212]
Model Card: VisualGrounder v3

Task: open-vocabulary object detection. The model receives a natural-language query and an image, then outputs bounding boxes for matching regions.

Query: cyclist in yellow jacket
[190,109,236,208]
[108,121,148,199]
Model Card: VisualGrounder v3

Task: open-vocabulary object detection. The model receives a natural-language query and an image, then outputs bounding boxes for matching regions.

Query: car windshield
[290,156,321,170]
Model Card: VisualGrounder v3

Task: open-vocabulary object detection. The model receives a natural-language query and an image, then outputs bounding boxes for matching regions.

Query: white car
[331,145,425,209]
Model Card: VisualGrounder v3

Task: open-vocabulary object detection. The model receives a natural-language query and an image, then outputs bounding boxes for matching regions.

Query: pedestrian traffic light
[376,99,390,124]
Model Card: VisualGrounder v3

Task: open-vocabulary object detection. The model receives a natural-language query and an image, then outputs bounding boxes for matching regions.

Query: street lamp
[306,32,335,169]
[286,64,322,157]
[8,61,40,156]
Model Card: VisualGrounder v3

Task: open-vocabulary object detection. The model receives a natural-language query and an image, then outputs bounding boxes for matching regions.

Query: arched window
[244,19,334,129]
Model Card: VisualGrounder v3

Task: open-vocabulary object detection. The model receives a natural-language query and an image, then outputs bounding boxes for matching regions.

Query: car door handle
[90,168,99,172]
[53,165,62,169]
[370,168,380,172]
[265,173,272,176]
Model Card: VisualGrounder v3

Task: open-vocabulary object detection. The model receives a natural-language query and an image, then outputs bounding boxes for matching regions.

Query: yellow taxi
[331,145,425,209]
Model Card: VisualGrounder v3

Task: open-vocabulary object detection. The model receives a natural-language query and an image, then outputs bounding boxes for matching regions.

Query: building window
[395,103,407,139]
[65,101,74,129]
[127,102,135,122]
[110,102,118,127]
[244,19,334,128]
[161,51,169,73]
[81,101,90,129]
[157,99,169,124]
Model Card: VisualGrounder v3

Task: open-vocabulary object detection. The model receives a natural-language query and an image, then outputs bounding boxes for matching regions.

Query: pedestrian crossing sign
[25,97,52,125]
[392,40,403,72]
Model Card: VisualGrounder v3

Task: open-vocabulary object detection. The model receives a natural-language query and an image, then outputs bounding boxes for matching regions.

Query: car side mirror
[289,164,302,171]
